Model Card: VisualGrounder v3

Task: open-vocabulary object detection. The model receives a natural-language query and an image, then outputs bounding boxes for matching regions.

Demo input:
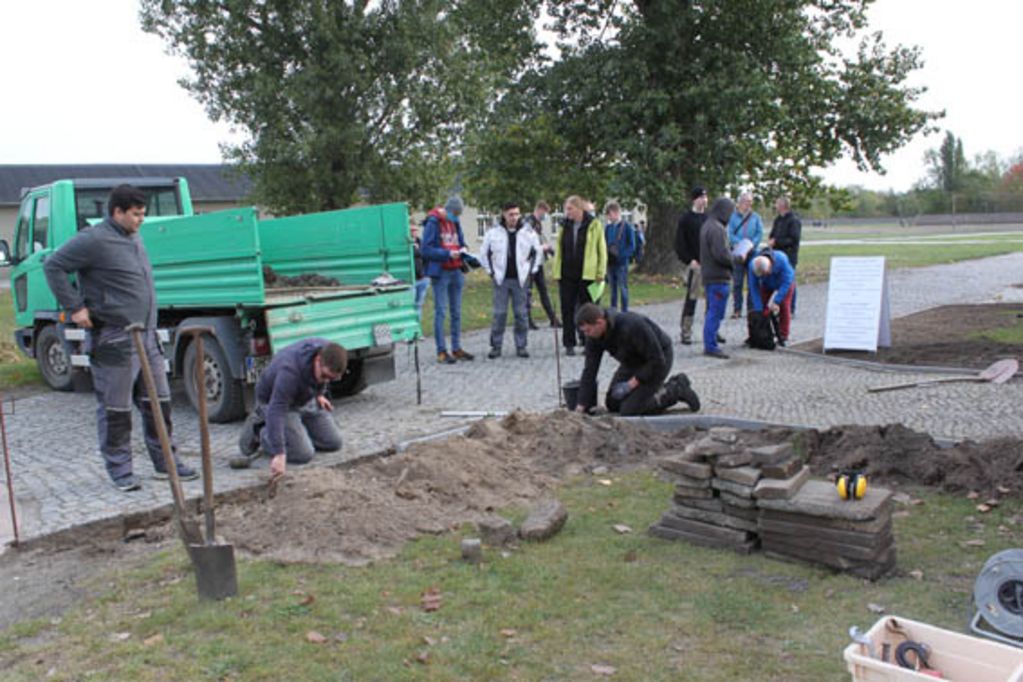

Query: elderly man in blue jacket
[748,250,796,345]
[234,338,347,477]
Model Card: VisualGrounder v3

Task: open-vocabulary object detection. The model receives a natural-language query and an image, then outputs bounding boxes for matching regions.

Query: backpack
[746,312,777,351]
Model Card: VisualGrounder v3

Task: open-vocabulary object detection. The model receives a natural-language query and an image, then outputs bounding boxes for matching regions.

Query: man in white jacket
[481,202,542,358]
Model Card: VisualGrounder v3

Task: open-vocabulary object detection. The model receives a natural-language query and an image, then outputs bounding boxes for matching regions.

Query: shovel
[868,358,1019,393]
[180,327,238,600]
[127,323,203,547]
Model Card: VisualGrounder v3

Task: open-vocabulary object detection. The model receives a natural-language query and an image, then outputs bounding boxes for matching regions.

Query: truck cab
[1,177,192,390]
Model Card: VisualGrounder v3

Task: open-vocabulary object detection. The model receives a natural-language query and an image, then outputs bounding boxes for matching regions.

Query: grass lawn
[0,471,1016,680]
[0,290,41,389]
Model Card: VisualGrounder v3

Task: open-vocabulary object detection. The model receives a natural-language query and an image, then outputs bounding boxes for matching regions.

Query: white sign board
[823,256,891,352]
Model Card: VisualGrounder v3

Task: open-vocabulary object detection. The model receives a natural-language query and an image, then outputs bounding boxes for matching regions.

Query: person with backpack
[748,249,796,346]
[421,196,475,364]
[603,201,637,311]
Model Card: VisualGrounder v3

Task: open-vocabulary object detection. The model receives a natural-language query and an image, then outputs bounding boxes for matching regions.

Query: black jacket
[257,338,332,455]
[578,309,672,408]
[770,211,802,266]
[675,209,704,264]
[699,198,735,285]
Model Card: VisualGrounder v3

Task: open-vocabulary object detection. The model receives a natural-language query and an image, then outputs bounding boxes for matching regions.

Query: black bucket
[563,380,597,411]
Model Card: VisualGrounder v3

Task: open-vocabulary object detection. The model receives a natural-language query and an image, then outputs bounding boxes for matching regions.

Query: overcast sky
[1,0,1019,193]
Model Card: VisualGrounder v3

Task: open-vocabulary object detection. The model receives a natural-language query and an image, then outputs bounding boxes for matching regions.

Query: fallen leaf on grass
[598,479,613,487]
[306,631,327,644]
[109,632,131,642]
[967,491,980,500]
[421,587,443,612]
[298,594,316,606]
[962,539,986,548]
[909,498,925,506]
[790,604,800,614]
[416,651,431,665]
[623,549,638,563]
[334,632,349,643]
[909,569,924,581]
[142,633,164,647]
[591,664,617,676]
[422,636,437,646]
[612,524,633,534]
[985,498,1000,508]
[500,628,517,638]
[977,504,993,514]
[386,606,404,616]
[867,603,885,614]
[998,485,1011,495]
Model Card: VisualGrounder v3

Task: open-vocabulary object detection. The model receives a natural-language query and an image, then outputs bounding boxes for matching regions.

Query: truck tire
[35,324,73,392]
[331,358,367,397]
[183,334,246,423]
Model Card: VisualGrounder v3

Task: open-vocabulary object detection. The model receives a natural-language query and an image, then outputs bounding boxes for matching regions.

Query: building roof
[0,164,252,206]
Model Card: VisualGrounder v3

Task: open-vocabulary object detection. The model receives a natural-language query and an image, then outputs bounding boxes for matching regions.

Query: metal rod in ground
[441,411,508,418]
[554,325,563,407]
[0,398,19,546]
[414,338,422,405]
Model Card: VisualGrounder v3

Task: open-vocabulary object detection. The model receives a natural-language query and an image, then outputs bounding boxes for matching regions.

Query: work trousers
[527,266,557,324]
[490,278,529,351]
[604,345,673,416]
[558,277,593,348]
[759,285,796,341]
[90,326,175,480]
[679,264,702,334]
[256,399,344,464]
[608,263,630,311]
[431,268,464,353]
[703,282,730,353]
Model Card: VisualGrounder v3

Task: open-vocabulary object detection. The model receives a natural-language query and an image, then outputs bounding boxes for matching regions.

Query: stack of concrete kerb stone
[757,479,896,580]
[650,427,809,554]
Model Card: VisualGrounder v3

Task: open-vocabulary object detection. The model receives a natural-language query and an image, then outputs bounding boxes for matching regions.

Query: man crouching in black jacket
[573,304,700,416]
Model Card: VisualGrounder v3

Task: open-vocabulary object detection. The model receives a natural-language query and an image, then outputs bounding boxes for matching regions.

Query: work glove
[610,381,633,401]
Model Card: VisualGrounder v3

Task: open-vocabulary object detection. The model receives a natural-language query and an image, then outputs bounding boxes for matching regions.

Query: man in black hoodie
[699,197,736,359]
[572,304,700,416]
[675,186,708,344]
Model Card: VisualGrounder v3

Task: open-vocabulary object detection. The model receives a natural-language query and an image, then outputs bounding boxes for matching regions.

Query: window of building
[476,213,493,238]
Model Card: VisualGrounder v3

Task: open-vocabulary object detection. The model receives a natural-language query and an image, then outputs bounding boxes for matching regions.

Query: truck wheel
[331,359,367,397]
[36,325,73,392]
[183,334,245,423]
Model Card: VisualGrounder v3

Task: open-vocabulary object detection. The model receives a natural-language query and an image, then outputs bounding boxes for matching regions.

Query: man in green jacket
[552,195,607,355]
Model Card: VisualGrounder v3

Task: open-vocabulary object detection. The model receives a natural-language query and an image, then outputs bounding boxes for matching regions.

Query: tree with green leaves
[142,0,541,215]
[468,0,940,272]
[925,131,967,194]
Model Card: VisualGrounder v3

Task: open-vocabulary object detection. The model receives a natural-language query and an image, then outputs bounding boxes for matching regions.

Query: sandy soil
[793,303,1023,369]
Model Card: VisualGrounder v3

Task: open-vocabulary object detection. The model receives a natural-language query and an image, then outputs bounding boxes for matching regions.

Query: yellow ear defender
[837,471,868,501]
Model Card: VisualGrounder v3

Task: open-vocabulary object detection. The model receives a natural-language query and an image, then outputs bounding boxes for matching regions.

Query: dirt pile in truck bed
[263,265,340,288]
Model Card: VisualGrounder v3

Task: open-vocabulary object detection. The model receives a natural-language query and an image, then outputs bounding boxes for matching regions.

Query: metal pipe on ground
[1,397,19,546]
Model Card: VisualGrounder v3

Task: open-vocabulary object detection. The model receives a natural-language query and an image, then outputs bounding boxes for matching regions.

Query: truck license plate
[373,324,393,345]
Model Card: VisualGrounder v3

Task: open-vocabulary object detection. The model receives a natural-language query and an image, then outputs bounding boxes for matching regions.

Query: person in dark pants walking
[234,338,347,478]
[603,201,637,311]
[700,197,736,359]
[675,185,708,344]
[43,184,198,492]
[573,304,700,416]
[552,195,607,355]
[522,201,561,329]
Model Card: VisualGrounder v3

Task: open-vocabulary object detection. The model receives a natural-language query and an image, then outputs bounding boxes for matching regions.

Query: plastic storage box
[844,615,1023,681]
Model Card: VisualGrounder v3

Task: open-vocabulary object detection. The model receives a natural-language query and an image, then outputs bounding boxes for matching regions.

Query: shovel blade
[189,543,238,600]
[981,358,1019,384]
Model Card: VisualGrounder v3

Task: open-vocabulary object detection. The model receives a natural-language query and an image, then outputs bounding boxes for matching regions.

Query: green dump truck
[0,177,419,421]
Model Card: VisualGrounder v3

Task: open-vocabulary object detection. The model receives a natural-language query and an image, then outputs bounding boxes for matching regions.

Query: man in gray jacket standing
[700,197,736,359]
[44,184,197,491]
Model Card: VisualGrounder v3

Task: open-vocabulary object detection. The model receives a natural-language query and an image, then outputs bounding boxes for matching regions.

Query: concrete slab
[754,466,810,500]
[757,480,893,520]
[715,466,761,486]
[760,457,803,480]
[750,442,795,465]
[658,456,712,479]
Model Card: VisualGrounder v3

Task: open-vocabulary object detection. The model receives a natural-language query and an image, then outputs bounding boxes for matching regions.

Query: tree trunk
[637,201,685,276]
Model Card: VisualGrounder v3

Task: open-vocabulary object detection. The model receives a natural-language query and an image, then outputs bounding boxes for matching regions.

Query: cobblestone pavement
[2,252,1022,543]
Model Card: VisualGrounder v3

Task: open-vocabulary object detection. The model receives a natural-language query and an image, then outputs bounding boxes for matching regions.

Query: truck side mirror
[0,239,10,267]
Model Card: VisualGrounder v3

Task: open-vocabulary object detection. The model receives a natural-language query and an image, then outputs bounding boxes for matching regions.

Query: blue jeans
[414,277,430,322]
[490,278,529,351]
[608,263,630,311]
[431,268,464,353]
[703,282,730,353]
[731,263,749,314]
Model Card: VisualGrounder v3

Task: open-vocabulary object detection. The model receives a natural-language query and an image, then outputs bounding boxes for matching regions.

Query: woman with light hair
[551,195,608,355]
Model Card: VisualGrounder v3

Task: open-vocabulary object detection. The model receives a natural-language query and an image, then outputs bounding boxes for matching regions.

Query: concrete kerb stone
[778,346,1020,378]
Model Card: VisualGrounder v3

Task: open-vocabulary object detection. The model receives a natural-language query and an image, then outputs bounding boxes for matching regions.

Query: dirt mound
[794,303,1022,369]
[262,265,340,288]
[215,411,690,564]
[214,413,1023,565]
[801,424,1023,495]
